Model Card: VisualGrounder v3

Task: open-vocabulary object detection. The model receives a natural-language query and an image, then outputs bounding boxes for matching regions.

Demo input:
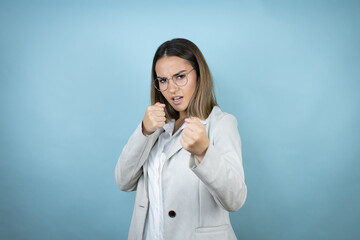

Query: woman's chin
[172,106,187,113]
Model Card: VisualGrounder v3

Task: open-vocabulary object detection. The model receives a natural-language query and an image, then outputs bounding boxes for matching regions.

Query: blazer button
[168,210,176,218]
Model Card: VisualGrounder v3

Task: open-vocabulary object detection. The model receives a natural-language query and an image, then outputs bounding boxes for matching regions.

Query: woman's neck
[173,116,186,135]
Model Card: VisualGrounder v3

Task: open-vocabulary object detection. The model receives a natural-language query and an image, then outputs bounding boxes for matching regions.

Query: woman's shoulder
[208,106,236,121]
[207,105,238,126]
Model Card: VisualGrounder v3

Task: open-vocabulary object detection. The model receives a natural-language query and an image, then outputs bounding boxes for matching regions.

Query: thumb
[184,117,193,123]
[185,117,201,123]
[155,102,166,108]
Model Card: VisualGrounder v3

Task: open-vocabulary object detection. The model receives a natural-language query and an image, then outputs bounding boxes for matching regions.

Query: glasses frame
[154,68,195,92]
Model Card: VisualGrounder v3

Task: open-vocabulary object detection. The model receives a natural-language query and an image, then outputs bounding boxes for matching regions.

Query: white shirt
[143,118,207,240]
[144,119,186,240]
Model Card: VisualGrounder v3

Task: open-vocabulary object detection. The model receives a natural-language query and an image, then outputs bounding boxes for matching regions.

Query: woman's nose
[167,79,179,92]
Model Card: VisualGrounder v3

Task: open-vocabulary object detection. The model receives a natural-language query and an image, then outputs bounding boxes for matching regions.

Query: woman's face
[155,56,197,119]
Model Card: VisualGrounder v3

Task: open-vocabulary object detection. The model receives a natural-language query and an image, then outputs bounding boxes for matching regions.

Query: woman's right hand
[142,102,166,136]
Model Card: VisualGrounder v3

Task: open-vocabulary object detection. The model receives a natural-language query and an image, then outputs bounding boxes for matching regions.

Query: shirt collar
[198,118,207,125]
[163,119,175,134]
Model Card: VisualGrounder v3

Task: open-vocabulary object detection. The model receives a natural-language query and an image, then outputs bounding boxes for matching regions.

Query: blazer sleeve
[189,114,247,212]
[115,123,154,192]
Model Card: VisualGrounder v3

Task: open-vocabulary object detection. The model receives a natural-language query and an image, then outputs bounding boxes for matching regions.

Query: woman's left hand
[180,118,209,162]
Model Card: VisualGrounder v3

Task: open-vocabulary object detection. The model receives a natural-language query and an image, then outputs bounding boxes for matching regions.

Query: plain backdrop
[1,0,359,239]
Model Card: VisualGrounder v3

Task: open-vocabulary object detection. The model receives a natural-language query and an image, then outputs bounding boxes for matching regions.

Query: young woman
[115,38,247,240]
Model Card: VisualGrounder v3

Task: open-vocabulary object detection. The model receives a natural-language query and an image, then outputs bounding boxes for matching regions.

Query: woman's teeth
[172,96,183,104]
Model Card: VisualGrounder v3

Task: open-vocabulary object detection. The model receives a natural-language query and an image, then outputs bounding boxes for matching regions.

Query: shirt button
[168,210,176,218]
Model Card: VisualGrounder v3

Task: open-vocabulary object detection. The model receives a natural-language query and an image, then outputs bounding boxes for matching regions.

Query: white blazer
[115,106,247,240]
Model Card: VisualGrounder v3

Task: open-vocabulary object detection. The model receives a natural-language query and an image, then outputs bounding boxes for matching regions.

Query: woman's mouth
[172,96,183,105]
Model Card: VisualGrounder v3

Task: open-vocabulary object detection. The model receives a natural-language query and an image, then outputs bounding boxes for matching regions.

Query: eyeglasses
[154,68,194,92]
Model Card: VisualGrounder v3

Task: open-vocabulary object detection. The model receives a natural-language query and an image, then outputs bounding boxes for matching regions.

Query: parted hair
[151,38,218,120]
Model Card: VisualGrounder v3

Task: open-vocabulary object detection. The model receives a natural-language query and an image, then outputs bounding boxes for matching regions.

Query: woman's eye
[158,78,167,84]
[176,75,186,80]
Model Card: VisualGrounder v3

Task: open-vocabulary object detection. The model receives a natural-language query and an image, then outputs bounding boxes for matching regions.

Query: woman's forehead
[155,56,191,76]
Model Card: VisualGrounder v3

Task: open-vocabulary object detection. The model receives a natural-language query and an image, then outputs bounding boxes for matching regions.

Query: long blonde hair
[151,38,217,120]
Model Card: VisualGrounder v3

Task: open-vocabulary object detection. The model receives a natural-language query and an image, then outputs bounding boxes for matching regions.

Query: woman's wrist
[141,121,153,136]
[195,145,208,163]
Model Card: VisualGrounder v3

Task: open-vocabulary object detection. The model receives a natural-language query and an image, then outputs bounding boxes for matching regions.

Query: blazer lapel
[166,138,183,161]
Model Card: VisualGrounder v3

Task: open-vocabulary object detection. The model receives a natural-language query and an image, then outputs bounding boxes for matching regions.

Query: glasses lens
[154,78,167,91]
[173,74,188,87]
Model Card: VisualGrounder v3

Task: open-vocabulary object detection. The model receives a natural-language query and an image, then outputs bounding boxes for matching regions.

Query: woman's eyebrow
[173,70,187,76]
[158,70,187,78]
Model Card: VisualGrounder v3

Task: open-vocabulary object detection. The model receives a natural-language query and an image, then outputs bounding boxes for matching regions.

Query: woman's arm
[189,114,247,212]
[115,103,166,192]
[115,123,148,192]
[115,123,153,192]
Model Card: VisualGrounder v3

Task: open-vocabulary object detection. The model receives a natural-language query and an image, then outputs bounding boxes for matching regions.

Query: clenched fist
[180,117,209,162]
[142,102,166,136]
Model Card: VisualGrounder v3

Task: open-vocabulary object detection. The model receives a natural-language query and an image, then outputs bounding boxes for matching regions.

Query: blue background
[1,0,359,239]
